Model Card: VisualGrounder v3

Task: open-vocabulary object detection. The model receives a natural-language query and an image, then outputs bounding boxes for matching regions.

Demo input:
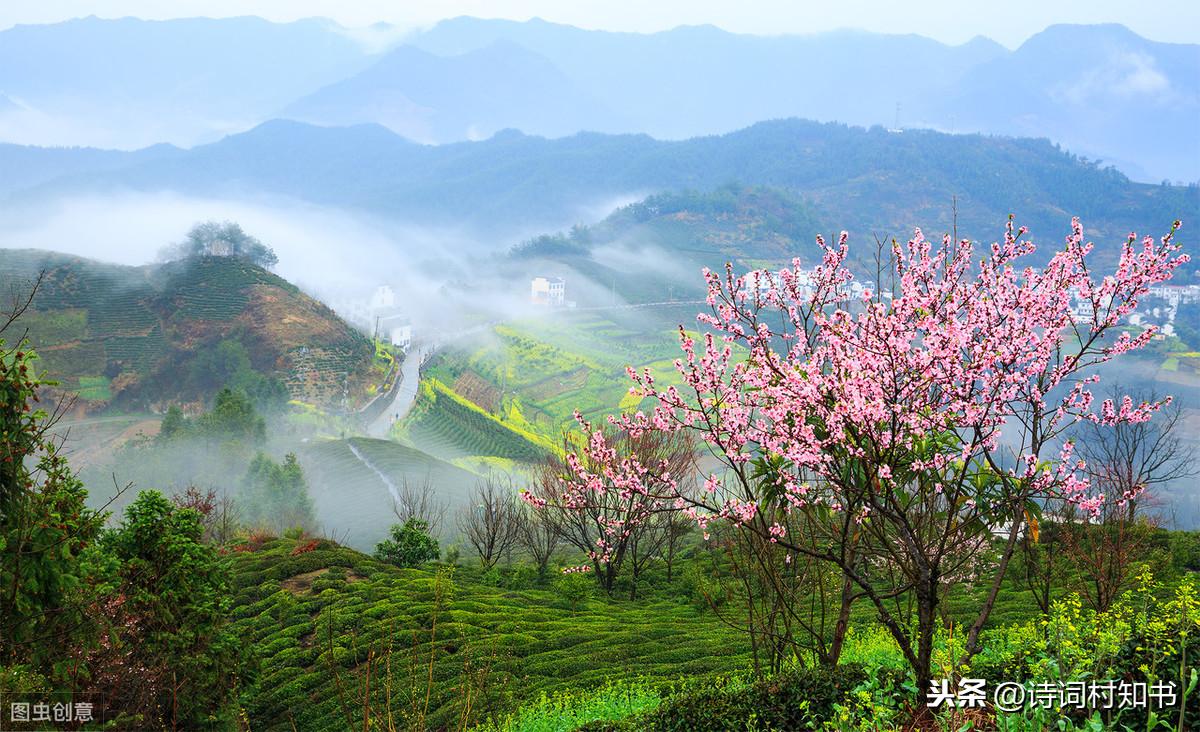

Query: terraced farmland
[299,437,477,549]
[229,538,749,731]
[155,255,290,322]
[420,310,701,450]
[0,249,375,411]
[394,378,553,464]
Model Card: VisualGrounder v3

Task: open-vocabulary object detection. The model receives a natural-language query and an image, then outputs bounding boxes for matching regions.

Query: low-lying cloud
[0,188,669,333]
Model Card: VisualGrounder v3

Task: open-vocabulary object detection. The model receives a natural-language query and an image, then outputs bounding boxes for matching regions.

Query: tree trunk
[914,579,938,708]
[824,575,856,667]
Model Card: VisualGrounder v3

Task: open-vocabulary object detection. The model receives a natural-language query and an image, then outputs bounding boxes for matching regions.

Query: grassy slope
[229,531,1196,731]
[506,186,830,306]
[299,437,478,551]
[394,376,556,464]
[418,311,699,452]
[0,249,374,410]
[230,538,748,731]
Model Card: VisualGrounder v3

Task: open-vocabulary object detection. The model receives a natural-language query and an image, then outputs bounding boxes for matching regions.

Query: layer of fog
[0,99,262,151]
[0,188,703,327]
[0,185,703,546]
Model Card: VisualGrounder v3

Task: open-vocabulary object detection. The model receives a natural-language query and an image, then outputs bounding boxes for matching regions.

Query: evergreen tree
[157,404,185,442]
[198,388,266,446]
[88,491,246,727]
[0,339,105,672]
[239,452,315,533]
[374,518,439,568]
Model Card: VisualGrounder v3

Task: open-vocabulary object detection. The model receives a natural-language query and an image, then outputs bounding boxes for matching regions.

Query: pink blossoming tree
[534,217,1187,697]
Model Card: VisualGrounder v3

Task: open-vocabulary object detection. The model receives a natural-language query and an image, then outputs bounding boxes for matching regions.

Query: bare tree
[1018,514,1064,617]
[515,502,560,578]
[457,474,522,570]
[391,474,448,533]
[660,507,692,582]
[1075,388,1194,504]
[624,510,672,600]
[171,486,241,545]
[1062,388,1195,611]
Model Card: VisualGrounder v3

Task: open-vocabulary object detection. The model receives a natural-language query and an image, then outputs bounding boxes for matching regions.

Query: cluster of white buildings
[1146,284,1200,308]
[331,285,413,349]
[744,269,875,302]
[1068,283,1200,337]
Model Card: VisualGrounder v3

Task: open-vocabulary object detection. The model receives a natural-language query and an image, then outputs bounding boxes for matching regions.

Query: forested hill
[507,186,828,303]
[0,250,376,413]
[7,118,1195,257]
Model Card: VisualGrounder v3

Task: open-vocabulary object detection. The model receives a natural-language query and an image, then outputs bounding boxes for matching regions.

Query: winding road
[366,345,430,438]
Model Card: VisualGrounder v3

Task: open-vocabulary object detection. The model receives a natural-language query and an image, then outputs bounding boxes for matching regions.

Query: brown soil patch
[281,567,367,595]
[453,370,502,412]
[281,568,331,594]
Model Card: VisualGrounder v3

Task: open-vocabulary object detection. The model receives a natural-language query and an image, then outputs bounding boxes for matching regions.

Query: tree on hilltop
[162,220,278,268]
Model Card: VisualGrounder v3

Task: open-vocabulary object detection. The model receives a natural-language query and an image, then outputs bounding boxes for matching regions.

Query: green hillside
[506,186,829,304]
[226,530,1200,731]
[517,186,825,270]
[0,249,376,411]
[394,378,555,465]
[415,312,702,452]
[228,537,748,731]
[299,437,478,550]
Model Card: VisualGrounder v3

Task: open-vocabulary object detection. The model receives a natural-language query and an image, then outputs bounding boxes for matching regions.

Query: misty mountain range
[0,16,1196,182]
[4,118,1195,261]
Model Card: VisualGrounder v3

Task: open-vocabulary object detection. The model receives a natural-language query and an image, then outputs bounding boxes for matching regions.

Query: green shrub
[553,572,594,612]
[608,665,867,731]
[374,518,440,568]
[1169,530,1200,572]
[506,564,539,590]
[680,563,724,612]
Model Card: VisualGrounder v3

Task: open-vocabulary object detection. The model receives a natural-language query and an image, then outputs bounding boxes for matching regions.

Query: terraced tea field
[299,437,478,549]
[229,538,749,731]
[0,249,375,411]
[414,309,712,453]
[394,378,554,464]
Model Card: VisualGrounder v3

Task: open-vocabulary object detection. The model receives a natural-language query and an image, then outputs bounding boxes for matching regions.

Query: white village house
[330,285,413,349]
[531,276,566,306]
[376,310,412,349]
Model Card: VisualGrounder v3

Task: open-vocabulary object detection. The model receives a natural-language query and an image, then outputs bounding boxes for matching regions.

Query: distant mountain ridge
[405,18,1007,137]
[337,16,1198,181]
[5,118,1194,265]
[283,41,623,143]
[931,24,1200,183]
[0,15,376,149]
[0,16,1194,180]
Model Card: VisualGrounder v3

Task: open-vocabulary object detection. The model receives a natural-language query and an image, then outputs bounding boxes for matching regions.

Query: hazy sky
[1,0,1197,47]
